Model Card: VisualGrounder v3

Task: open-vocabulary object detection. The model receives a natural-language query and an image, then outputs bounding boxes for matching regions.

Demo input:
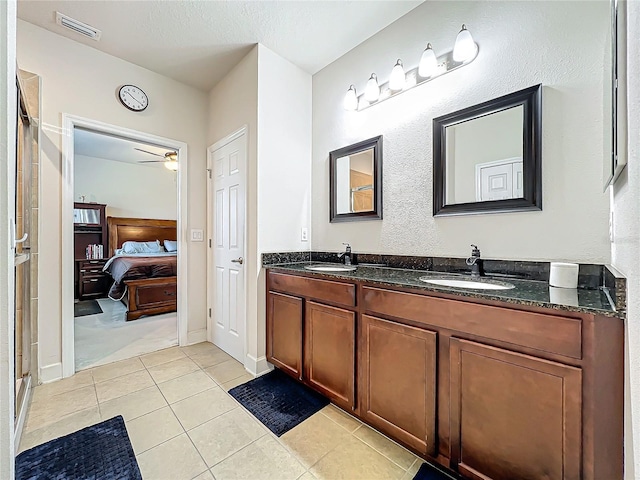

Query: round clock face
[118,85,148,112]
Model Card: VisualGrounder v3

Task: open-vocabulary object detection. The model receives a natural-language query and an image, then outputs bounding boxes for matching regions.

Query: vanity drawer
[268,272,356,307]
[361,286,582,359]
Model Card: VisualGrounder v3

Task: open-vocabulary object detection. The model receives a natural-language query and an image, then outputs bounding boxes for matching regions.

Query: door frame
[206,125,248,364]
[61,114,189,378]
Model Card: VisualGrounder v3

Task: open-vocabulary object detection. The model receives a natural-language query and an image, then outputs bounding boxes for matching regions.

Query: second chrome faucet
[338,243,352,266]
[466,244,484,277]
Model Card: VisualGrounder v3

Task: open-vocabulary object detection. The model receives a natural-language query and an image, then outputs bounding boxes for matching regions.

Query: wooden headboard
[107,217,177,256]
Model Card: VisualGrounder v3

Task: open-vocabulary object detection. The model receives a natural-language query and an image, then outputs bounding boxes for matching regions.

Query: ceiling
[74,128,174,168]
[17,1,422,91]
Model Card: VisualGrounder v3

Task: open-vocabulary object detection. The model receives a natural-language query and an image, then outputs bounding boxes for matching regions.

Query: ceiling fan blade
[138,160,166,163]
[134,148,165,158]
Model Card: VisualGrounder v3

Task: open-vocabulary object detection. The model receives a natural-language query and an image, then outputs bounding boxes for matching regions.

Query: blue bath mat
[413,462,459,480]
[229,368,330,436]
[16,415,141,480]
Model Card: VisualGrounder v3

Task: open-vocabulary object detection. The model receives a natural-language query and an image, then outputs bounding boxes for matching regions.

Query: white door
[475,158,523,201]
[209,133,246,362]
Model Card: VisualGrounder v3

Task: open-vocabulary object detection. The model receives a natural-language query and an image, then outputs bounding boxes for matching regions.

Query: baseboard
[186,329,208,345]
[244,354,272,377]
[14,375,32,450]
[39,362,63,384]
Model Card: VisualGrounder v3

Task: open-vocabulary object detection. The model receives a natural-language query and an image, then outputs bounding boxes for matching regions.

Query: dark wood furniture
[107,217,178,321]
[266,269,624,480]
[74,202,108,299]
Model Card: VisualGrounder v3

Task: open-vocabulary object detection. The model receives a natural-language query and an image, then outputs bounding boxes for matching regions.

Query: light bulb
[343,85,358,111]
[418,43,438,78]
[389,59,405,91]
[364,73,380,102]
[453,24,478,63]
[164,160,178,171]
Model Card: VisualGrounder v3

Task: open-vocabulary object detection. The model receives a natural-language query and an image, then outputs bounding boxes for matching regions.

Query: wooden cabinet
[76,259,110,300]
[360,315,437,455]
[449,338,582,480]
[304,301,355,410]
[267,292,303,379]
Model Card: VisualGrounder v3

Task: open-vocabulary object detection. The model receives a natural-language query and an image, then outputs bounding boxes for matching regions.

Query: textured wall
[611,2,639,478]
[312,1,611,263]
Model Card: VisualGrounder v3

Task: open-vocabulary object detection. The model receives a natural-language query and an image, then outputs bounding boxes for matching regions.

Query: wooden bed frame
[107,217,177,321]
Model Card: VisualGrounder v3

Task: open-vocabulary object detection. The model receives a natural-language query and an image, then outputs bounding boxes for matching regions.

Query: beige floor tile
[192,470,215,480]
[171,387,237,431]
[140,346,187,368]
[158,370,217,404]
[280,413,350,468]
[204,359,247,385]
[95,369,155,403]
[19,407,101,452]
[297,472,318,480]
[181,341,220,356]
[90,357,145,384]
[126,406,184,454]
[320,404,362,432]
[188,348,234,369]
[31,370,94,402]
[211,435,305,480]
[25,385,98,431]
[99,385,167,422]
[401,460,423,480]
[147,357,200,384]
[354,424,419,469]
[310,436,405,480]
[188,408,266,467]
[220,373,254,392]
[137,433,208,480]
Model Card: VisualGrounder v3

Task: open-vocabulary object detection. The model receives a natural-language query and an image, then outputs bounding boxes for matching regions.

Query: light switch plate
[301,227,309,242]
[191,229,204,242]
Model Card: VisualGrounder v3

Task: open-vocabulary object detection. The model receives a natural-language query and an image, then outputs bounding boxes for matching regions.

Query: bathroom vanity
[265,262,624,480]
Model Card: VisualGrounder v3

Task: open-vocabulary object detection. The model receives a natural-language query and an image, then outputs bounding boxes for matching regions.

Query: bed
[104,217,178,321]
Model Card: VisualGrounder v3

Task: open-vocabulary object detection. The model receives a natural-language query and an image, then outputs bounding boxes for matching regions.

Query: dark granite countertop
[265,261,622,319]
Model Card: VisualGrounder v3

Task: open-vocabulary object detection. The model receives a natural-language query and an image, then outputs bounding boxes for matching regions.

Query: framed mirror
[433,84,542,216]
[330,136,383,222]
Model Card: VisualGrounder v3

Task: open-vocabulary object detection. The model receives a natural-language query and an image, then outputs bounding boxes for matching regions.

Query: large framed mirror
[433,84,542,216]
[330,136,383,222]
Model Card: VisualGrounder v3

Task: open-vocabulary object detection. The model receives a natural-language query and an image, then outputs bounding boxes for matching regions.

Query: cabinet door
[304,301,355,410]
[450,338,582,480]
[267,292,303,379]
[360,315,437,455]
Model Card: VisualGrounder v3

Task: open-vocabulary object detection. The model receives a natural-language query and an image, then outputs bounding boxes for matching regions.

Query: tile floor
[20,342,425,480]
[74,297,178,370]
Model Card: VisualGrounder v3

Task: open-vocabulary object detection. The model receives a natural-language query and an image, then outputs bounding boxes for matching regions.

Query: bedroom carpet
[16,416,142,480]
[73,299,103,317]
[229,368,330,436]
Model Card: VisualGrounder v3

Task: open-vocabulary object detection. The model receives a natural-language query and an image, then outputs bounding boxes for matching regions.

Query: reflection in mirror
[330,136,382,222]
[433,84,541,216]
[335,149,375,214]
[445,106,524,205]
[73,208,101,225]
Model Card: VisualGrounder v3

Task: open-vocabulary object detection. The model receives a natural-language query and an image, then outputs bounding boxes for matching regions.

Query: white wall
[75,155,177,220]
[17,20,209,379]
[0,2,16,477]
[611,2,639,478]
[312,0,611,263]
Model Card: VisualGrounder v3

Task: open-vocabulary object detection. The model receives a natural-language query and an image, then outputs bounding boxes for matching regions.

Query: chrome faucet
[338,243,352,266]
[466,244,484,277]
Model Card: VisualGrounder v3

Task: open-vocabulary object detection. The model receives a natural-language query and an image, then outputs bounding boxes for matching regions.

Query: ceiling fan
[135,148,178,170]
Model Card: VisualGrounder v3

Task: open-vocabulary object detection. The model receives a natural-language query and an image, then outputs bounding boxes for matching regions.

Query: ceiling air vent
[55,12,101,41]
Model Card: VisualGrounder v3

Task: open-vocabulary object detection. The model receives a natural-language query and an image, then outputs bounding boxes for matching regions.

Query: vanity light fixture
[344,24,478,111]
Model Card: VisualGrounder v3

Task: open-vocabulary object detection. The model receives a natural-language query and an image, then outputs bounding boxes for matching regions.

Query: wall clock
[118,85,148,112]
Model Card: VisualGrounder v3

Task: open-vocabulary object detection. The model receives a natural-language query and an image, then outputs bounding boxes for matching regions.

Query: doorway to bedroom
[65,121,185,372]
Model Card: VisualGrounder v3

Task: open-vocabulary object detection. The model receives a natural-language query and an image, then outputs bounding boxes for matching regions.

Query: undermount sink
[304,264,357,272]
[419,277,515,290]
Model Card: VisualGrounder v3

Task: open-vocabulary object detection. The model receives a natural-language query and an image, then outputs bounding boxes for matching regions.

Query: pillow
[164,240,178,252]
[122,240,162,254]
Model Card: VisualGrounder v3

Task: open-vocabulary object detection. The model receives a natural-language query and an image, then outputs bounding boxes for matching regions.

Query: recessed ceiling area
[74,128,173,168]
[17,1,422,91]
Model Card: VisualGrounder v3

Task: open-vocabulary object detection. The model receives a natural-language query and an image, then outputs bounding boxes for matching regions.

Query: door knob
[231,257,244,265]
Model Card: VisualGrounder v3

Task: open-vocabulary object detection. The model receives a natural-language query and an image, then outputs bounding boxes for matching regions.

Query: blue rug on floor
[16,415,141,480]
[229,368,330,436]
[413,462,459,480]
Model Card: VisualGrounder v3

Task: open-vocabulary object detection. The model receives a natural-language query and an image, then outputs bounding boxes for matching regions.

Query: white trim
[187,328,208,345]
[60,115,189,378]
[244,354,272,377]
[206,125,248,364]
[14,375,32,450]
[39,362,63,383]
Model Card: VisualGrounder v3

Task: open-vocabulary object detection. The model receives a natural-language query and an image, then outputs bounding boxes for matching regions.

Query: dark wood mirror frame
[330,135,383,223]
[433,84,542,217]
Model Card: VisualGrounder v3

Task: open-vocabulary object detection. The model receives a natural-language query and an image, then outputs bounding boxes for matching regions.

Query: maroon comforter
[104,255,177,299]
